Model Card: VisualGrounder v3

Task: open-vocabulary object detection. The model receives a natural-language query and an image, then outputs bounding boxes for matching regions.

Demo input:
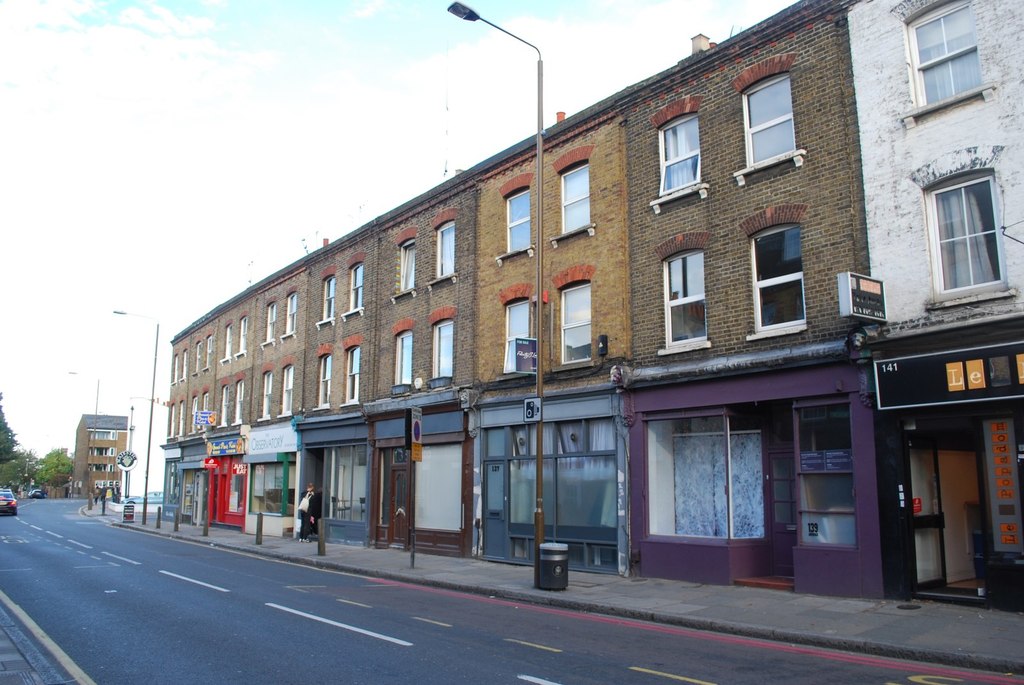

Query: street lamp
[113,310,160,525]
[448,2,547,588]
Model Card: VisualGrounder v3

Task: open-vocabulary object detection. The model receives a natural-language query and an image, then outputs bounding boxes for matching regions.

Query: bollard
[317,529,325,556]
[156,506,162,529]
[203,512,209,537]
[174,508,180,532]
[255,512,263,545]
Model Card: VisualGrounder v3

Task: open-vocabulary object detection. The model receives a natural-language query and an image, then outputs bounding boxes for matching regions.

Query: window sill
[746,323,806,341]
[315,317,335,330]
[277,412,293,419]
[902,83,996,128]
[926,286,1016,310]
[280,332,296,343]
[261,340,276,349]
[339,400,359,408]
[234,351,246,359]
[257,415,272,423]
[391,288,417,303]
[191,372,199,378]
[733,149,806,187]
[551,224,595,248]
[391,383,412,396]
[341,307,364,321]
[219,357,231,366]
[428,274,457,291]
[650,183,710,214]
[495,247,531,267]
[658,339,711,356]
[427,376,452,390]
[553,360,592,372]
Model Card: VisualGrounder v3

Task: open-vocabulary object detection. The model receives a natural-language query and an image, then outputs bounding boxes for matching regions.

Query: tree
[0,393,17,464]
[0,448,36,491]
[37,448,73,488]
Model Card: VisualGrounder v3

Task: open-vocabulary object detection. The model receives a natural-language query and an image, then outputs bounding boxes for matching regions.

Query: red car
[0,489,16,516]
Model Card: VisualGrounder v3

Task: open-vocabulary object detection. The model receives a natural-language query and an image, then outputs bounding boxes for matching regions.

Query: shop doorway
[769,450,797,577]
[379,447,409,548]
[907,436,984,601]
[482,461,507,559]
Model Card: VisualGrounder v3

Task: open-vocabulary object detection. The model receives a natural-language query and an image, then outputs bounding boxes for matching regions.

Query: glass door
[909,438,945,587]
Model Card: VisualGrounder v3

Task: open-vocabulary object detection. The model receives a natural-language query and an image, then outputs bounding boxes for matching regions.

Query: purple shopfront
[625,361,884,598]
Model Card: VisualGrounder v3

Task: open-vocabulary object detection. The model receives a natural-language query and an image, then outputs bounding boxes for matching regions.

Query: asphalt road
[2,499,1019,685]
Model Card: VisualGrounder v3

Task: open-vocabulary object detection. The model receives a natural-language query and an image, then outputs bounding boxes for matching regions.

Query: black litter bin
[539,542,569,590]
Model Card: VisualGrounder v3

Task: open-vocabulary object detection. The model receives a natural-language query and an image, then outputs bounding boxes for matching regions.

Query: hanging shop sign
[982,419,1023,555]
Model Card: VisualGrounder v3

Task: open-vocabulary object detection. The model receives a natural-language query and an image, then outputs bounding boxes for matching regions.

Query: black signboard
[874,341,1024,410]
[800,449,853,472]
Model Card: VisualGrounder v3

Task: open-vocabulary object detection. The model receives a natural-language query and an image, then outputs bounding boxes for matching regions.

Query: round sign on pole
[116,451,139,472]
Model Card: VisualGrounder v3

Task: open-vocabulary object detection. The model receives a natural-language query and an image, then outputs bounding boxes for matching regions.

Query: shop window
[647,415,764,539]
[327,445,367,523]
[415,444,462,530]
[251,462,285,515]
[797,404,855,546]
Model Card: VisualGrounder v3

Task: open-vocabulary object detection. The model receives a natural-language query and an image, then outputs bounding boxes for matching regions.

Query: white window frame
[436,222,455,278]
[281,365,294,416]
[285,293,298,335]
[223,325,233,362]
[400,241,416,292]
[190,396,199,433]
[664,251,707,346]
[177,400,185,437]
[219,386,229,426]
[319,355,332,408]
[752,225,805,332]
[265,302,277,343]
[237,316,248,357]
[927,175,1003,296]
[346,346,361,404]
[205,335,214,369]
[433,320,454,379]
[322,276,336,321]
[172,354,179,384]
[202,391,210,412]
[561,164,591,233]
[395,331,413,386]
[233,380,245,425]
[182,350,188,380]
[908,1,981,106]
[659,117,700,195]
[743,74,795,166]
[350,264,364,311]
[196,341,204,372]
[261,371,273,419]
[504,300,530,373]
[561,283,592,364]
[507,190,531,253]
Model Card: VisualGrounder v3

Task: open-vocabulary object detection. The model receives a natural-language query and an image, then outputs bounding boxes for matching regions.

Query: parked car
[123,492,163,507]
[0,489,17,516]
[28,489,46,499]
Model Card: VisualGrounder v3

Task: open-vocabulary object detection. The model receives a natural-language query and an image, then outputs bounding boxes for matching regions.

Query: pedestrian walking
[298,483,315,542]
[308,487,323,541]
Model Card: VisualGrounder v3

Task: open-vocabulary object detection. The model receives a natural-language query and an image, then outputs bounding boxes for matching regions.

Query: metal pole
[447,0,549,594]
[142,322,159,526]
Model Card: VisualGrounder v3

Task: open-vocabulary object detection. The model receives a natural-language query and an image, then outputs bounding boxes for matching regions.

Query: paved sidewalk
[78,505,1024,676]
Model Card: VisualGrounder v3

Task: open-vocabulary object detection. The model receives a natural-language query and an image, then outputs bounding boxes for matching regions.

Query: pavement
[4,504,1024,684]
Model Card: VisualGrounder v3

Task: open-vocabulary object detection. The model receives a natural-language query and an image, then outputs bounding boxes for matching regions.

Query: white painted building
[848,0,1024,610]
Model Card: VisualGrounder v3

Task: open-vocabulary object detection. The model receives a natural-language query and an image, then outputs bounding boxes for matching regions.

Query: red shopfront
[206,438,248,529]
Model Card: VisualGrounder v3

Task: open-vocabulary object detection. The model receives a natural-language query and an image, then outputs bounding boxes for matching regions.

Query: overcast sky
[0,0,796,486]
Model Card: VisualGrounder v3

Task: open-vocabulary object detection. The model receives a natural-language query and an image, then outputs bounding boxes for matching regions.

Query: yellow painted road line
[630,666,717,685]
[412,616,452,628]
[0,587,97,685]
[505,638,562,653]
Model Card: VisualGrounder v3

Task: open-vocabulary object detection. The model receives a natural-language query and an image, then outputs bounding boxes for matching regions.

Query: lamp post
[114,310,160,525]
[448,2,547,588]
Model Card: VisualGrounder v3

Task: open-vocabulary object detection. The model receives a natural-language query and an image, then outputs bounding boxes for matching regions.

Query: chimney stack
[691,34,711,55]
[556,111,566,123]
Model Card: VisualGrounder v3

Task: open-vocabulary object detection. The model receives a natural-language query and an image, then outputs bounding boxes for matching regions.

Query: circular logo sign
[116,451,138,472]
